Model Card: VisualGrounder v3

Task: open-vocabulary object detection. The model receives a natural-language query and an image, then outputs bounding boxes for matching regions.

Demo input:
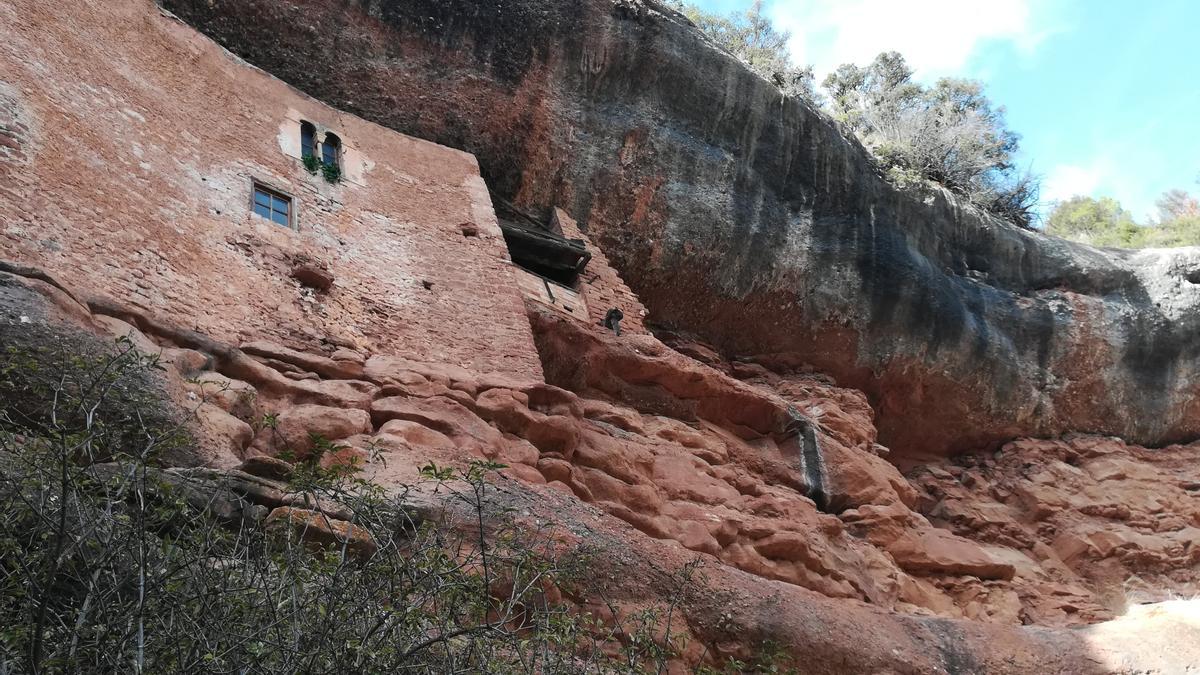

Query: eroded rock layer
[6,263,1200,671]
[161,0,1200,457]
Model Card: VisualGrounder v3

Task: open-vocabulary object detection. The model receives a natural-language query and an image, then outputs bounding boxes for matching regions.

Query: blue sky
[691,0,1200,222]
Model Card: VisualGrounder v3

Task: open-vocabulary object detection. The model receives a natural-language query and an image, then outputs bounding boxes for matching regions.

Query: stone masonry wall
[551,208,648,335]
[0,0,542,379]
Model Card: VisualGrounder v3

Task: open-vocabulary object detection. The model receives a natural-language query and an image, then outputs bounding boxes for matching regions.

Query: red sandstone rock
[191,402,254,469]
[370,395,504,453]
[372,419,457,452]
[239,455,295,481]
[184,371,259,422]
[241,340,364,380]
[886,528,1016,581]
[252,404,371,460]
[222,353,379,410]
[910,435,1200,625]
[822,437,919,509]
[291,260,334,291]
[529,303,787,436]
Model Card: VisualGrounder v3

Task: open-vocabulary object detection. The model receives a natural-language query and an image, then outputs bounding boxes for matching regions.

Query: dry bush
[0,337,696,674]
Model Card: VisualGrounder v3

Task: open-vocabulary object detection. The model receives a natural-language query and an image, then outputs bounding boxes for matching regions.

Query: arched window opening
[300,121,316,159]
[322,132,340,168]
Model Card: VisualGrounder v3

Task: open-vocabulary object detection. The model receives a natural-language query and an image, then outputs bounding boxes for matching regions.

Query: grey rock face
[161,0,1200,455]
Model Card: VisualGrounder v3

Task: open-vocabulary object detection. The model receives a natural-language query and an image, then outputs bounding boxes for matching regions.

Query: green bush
[1046,192,1200,249]
[0,339,693,673]
[667,3,1038,226]
[302,153,321,175]
[320,162,341,184]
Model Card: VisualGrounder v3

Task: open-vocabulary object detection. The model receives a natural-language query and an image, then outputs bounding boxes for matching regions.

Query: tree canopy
[667,2,1037,226]
[667,0,818,101]
[822,52,1037,226]
[1047,190,1200,249]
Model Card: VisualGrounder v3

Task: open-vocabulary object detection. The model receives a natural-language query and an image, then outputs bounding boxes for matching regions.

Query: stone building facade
[0,0,548,377]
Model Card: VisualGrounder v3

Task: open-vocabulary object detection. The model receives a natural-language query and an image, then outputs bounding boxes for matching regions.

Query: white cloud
[1043,163,1107,205]
[1040,159,1164,222]
[767,0,1049,80]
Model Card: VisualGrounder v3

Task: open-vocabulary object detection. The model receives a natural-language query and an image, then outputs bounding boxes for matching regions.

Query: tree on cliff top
[667,4,1039,227]
[667,0,819,102]
[822,52,1039,227]
[1045,195,1142,247]
[1047,188,1200,249]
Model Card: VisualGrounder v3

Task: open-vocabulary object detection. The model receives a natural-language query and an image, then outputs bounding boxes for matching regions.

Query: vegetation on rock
[668,2,1037,226]
[822,53,1038,226]
[667,0,817,102]
[0,339,695,673]
[1047,188,1200,248]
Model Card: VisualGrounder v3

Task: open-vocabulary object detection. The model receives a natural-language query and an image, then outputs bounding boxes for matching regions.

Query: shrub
[1046,190,1200,249]
[823,53,1038,226]
[320,161,341,184]
[668,0,818,103]
[0,338,692,673]
[669,2,1040,226]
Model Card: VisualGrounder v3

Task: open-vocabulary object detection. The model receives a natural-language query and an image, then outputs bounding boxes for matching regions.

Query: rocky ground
[5,262,1200,672]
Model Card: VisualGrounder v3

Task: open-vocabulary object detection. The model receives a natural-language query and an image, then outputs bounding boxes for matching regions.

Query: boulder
[239,455,295,481]
[241,340,364,380]
[184,371,258,422]
[887,528,1016,581]
[265,506,377,559]
[252,404,371,459]
[190,402,254,469]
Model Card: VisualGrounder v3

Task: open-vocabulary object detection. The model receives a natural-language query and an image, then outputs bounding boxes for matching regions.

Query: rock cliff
[161,0,1200,458]
[8,0,1200,670]
[6,262,1200,671]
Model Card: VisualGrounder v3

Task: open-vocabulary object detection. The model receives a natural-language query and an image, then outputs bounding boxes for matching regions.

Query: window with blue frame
[300,121,316,159]
[322,132,340,167]
[252,183,292,227]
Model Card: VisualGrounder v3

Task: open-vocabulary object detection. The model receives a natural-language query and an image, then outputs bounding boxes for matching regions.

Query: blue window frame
[252,183,292,227]
[300,121,316,159]
[322,132,340,167]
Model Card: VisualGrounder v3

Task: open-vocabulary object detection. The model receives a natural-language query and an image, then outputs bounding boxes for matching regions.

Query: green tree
[668,0,818,101]
[669,4,1040,225]
[822,52,1038,226]
[1047,189,1200,250]
[1046,195,1143,247]
[1153,188,1200,247]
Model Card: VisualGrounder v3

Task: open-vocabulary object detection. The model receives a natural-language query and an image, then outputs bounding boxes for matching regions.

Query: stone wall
[513,266,590,323]
[552,208,649,335]
[0,0,542,379]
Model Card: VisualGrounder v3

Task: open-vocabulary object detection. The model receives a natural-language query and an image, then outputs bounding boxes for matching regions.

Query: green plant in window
[320,161,341,183]
[301,153,321,175]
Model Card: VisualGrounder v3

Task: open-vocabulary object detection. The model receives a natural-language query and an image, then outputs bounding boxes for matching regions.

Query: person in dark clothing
[602,308,624,336]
